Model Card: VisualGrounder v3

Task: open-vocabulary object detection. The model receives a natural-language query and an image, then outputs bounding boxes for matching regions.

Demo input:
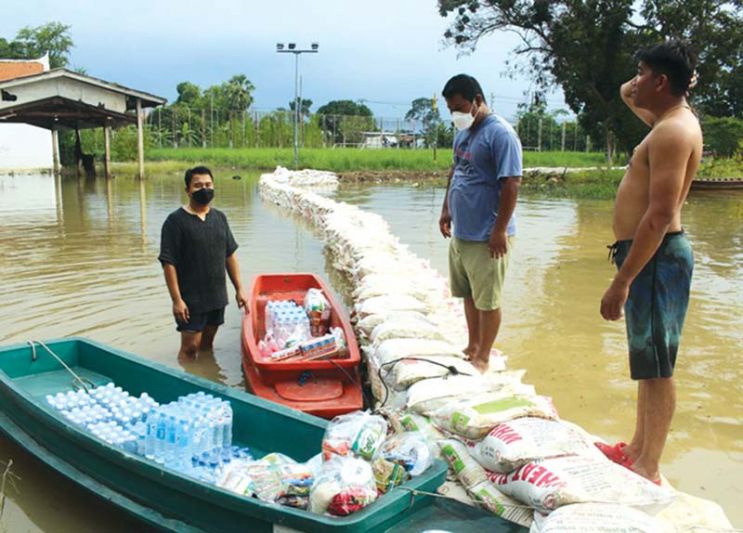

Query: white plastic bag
[378,432,433,476]
[309,456,378,516]
[321,411,388,461]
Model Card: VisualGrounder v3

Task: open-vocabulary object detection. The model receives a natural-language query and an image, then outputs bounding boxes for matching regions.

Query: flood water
[0,172,740,529]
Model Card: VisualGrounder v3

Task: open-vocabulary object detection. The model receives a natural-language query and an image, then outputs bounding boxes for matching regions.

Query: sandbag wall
[258,167,733,533]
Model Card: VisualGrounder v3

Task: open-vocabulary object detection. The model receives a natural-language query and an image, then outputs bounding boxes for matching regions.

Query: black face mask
[192,188,214,205]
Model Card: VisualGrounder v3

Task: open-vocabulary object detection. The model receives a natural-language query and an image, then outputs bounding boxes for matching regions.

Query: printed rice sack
[487,455,676,515]
[373,338,463,365]
[471,417,600,473]
[469,480,535,528]
[432,393,559,440]
[529,503,675,533]
[438,439,487,489]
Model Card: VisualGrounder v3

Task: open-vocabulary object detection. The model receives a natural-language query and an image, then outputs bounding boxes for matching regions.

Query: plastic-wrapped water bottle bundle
[45,384,251,482]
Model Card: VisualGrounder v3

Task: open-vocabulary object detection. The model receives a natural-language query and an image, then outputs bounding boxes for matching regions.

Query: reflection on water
[0,173,740,529]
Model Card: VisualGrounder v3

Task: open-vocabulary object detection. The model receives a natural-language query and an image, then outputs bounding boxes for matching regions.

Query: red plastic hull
[241,273,363,419]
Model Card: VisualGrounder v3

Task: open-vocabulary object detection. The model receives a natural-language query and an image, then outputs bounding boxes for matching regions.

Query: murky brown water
[0,172,740,529]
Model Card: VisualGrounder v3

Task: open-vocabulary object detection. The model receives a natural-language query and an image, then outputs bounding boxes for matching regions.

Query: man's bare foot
[463,345,478,361]
[470,358,489,373]
[630,460,661,485]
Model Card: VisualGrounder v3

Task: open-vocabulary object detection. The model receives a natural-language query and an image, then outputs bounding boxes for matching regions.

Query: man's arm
[439,164,455,238]
[621,80,656,128]
[601,124,690,320]
[226,253,249,311]
[489,177,520,258]
[162,263,189,322]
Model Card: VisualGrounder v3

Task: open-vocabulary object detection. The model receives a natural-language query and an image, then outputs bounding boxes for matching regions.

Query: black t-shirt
[158,207,239,313]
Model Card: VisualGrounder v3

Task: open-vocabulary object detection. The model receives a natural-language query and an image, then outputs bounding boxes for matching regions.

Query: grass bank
[145,147,609,172]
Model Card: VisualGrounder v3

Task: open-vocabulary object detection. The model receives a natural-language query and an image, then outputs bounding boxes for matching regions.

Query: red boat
[241,273,364,419]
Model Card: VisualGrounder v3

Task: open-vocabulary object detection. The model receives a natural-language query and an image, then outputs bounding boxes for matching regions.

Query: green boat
[0,338,525,532]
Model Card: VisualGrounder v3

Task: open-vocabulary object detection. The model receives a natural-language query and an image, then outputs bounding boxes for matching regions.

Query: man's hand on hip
[488,230,508,258]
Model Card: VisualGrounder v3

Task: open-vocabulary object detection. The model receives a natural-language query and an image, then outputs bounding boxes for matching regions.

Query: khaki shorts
[448,237,511,311]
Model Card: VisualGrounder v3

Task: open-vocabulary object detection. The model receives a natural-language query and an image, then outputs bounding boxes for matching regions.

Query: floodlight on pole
[276,42,320,169]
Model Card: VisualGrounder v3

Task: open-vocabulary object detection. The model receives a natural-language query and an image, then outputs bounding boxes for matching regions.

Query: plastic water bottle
[175,420,191,471]
[165,415,177,465]
[155,412,167,463]
[145,409,158,459]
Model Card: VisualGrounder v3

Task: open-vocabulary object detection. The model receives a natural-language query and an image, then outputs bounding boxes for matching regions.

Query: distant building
[0,55,53,172]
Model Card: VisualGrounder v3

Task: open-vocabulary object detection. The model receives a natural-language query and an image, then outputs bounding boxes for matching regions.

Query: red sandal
[595,441,631,466]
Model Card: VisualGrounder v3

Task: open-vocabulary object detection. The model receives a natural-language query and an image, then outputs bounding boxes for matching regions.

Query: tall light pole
[276,42,319,168]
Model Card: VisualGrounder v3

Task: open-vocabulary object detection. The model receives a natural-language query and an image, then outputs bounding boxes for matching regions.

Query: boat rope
[375,357,474,409]
[27,340,94,393]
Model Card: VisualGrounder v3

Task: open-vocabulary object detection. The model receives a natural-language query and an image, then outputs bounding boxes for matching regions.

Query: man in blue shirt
[439,74,522,373]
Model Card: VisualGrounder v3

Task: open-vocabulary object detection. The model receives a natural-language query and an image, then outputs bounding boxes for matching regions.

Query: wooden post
[103,124,112,179]
[51,129,61,175]
[136,98,145,179]
[561,122,566,152]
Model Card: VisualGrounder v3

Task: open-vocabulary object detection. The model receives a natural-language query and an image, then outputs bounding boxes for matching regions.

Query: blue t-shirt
[448,114,522,241]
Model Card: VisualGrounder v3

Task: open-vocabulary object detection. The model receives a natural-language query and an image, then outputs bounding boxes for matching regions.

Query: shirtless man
[598,40,702,484]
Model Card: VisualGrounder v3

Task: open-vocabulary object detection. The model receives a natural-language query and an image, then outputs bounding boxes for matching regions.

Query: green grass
[145,147,608,172]
[698,156,743,179]
[521,167,625,200]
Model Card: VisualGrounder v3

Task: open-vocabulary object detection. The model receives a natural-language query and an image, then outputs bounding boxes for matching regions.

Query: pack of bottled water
[45,384,250,483]
[265,299,311,348]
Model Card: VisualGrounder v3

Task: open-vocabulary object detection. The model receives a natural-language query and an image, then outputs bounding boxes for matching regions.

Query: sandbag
[373,338,463,365]
[406,375,492,415]
[357,311,433,336]
[438,439,487,490]
[386,355,479,390]
[471,417,600,473]
[469,480,535,528]
[487,455,676,515]
[529,503,675,533]
[355,295,429,318]
[432,392,559,440]
[369,317,446,345]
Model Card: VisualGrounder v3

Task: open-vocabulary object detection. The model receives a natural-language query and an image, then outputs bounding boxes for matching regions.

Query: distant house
[360,131,420,149]
[0,55,53,172]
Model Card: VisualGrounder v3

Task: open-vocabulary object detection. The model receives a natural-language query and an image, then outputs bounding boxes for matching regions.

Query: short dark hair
[635,40,697,97]
[442,74,487,104]
[184,166,213,187]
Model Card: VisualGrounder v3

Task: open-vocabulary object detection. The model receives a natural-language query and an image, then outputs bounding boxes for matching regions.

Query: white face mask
[451,108,476,130]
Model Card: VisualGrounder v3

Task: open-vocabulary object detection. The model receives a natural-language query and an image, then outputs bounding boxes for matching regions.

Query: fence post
[586,135,591,153]
[561,122,566,152]
[537,118,543,152]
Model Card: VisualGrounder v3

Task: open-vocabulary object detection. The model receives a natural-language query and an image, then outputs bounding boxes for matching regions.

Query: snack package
[322,412,388,461]
[378,432,433,476]
[309,456,378,516]
[372,457,407,493]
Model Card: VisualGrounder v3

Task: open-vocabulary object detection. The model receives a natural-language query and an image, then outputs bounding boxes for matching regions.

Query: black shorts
[609,231,693,380]
[176,307,225,333]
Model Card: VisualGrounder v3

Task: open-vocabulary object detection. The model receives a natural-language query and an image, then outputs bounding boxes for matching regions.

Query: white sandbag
[469,480,535,528]
[406,375,493,415]
[374,338,462,365]
[356,311,433,335]
[656,490,734,532]
[438,439,487,490]
[432,392,559,440]
[387,356,479,390]
[529,503,675,533]
[369,317,446,345]
[437,480,478,507]
[487,455,676,515]
[471,418,600,473]
[355,295,429,317]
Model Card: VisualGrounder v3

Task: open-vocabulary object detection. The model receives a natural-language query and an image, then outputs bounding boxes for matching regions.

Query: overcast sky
[1,0,569,120]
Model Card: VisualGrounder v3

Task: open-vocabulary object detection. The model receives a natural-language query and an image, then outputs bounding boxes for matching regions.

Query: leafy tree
[11,22,73,68]
[175,82,202,106]
[224,74,255,111]
[438,0,743,157]
[405,97,445,148]
[289,98,313,118]
[316,100,374,144]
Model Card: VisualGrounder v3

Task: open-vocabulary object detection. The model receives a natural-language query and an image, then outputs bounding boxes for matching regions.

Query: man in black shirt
[158,166,249,360]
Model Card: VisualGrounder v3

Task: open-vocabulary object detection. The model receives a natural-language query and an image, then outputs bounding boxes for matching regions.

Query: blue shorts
[176,307,225,333]
[610,231,693,380]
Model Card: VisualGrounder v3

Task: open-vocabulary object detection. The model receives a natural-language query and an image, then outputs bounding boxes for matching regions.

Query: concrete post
[104,124,112,179]
[51,129,61,175]
[136,98,145,179]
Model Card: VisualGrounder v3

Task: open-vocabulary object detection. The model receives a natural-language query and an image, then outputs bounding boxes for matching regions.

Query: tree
[406,97,443,147]
[438,1,743,156]
[224,74,255,111]
[11,22,74,68]
[316,100,374,144]
[175,82,202,106]
[289,98,313,118]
